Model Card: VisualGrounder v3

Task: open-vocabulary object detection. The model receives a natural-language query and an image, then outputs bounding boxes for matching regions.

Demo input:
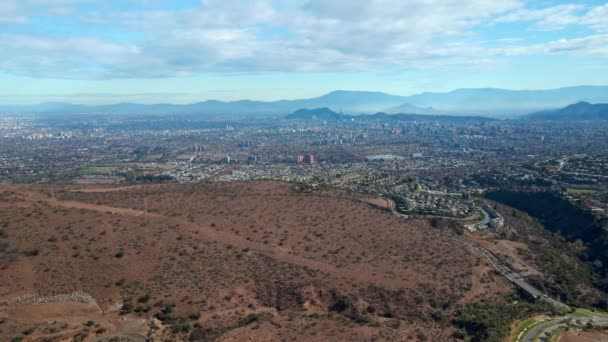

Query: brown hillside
[0,182,510,341]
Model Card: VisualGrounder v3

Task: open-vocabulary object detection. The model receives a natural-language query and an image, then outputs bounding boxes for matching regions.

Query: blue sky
[0,0,607,104]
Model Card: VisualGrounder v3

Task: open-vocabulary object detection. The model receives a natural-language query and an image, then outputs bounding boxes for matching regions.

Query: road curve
[522,319,563,342]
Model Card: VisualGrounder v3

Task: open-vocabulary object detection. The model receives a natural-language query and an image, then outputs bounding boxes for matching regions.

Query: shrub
[171,320,192,334]
[138,294,151,303]
[23,249,39,256]
[154,304,176,323]
[120,301,133,315]
[238,314,259,326]
[331,296,352,312]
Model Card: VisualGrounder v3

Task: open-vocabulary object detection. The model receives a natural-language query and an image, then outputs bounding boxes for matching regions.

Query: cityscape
[2,0,608,341]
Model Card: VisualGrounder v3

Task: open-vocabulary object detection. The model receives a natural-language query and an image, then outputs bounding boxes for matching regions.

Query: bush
[120,301,133,315]
[331,296,352,312]
[154,304,176,323]
[171,320,192,334]
[138,294,151,303]
[238,314,259,326]
[23,249,39,256]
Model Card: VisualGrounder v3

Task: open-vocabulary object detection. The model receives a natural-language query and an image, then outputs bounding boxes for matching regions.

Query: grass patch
[80,166,115,175]
[576,308,608,317]
[566,188,597,195]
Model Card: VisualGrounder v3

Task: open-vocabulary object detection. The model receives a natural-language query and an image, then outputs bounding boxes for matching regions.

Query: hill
[0,181,511,341]
[527,102,608,121]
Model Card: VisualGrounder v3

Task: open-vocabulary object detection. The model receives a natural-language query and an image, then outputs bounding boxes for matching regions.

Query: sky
[0,0,607,104]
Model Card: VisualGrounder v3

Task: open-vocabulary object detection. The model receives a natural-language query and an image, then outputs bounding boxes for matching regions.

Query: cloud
[0,0,97,23]
[495,4,585,30]
[581,4,608,32]
[0,0,607,79]
[495,3,608,32]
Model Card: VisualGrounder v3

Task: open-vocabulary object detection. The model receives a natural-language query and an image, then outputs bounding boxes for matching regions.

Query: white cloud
[581,4,608,32]
[0,0,607,79]
[495,3,608,31]
[495,4,585,30]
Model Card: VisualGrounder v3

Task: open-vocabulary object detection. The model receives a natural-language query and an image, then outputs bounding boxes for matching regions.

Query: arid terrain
[0,181,512,341]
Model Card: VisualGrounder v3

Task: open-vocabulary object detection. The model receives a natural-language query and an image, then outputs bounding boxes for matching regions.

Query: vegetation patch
[453,301,550,342]
[487,190,608,303]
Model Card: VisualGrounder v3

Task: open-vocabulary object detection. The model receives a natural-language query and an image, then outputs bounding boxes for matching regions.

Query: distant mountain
[1,86,607,117]
[383,103,443,115]
[362,112,496,122]
[527,102,608,121]
[306,90,407,113]
[286,108,346,121]
[399,86,608,116]
[286,108,496,122]
[0,90,408,117]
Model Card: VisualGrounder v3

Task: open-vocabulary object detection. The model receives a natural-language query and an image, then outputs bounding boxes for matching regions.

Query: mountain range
[286,108,496,122]
[1,86,607,117]
[527,102,608,121]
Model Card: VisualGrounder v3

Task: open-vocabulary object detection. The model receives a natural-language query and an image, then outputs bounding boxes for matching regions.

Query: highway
[451,236,567,307]
[384,194,559,305]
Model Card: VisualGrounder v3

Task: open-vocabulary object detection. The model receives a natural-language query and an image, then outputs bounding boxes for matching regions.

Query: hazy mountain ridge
[287,108,497,122]
[0,90,407,117]
[286,107,348,121]
[1,86,607,117]
[527,102,608,121]
[399,86,608,115]
[383,103,444,115]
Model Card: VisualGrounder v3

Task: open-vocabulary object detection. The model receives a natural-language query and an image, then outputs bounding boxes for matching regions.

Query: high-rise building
[304,154,315,164]
[295,155,305,164]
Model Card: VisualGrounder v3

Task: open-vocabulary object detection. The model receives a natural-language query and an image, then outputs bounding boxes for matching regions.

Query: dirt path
[16,189,410,290]
[69,185,153,193]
